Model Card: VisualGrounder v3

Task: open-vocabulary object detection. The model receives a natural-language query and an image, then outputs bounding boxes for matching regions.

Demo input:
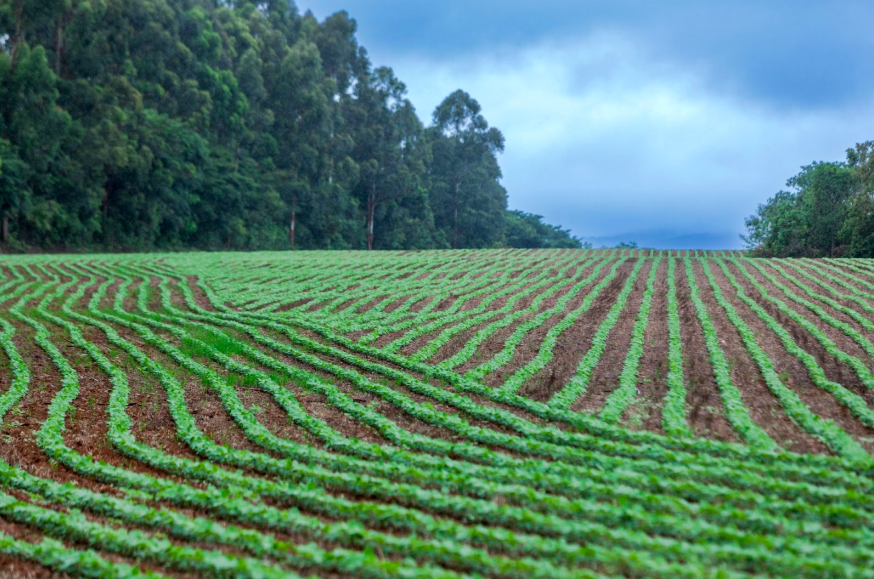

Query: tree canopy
[0,0,582,251]
[744,141,874,257]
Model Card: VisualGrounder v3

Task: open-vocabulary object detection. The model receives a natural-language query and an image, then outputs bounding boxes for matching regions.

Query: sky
[300,1,874,249]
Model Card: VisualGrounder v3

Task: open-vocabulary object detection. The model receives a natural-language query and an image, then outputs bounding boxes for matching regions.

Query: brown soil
[513,260,634,401]
[823,263,874,292]
[0,557,69,579]
[211,304,554,440]
[625,259,670,434]
[568,259,655,411]
[367,259,558,353]
[392,266,583,359]
[788,262,874,306]
[0,326,234,577]
[674,262,738,443]
[0,285,407,571]
[275,297,316,312]
[382,295,417,314]
[253,326,523,445]
[445,260,608,379]
[315,321,552,423]
[208,333,391,448]
[734,262,874,413]
[693,260,831,452]
[712,262,841,454]
[111,322,268,457]
[407,295,438,314]
[772,262,874,346]
[129,281,397,451]
[0,325,122,491]
[176,257,874,459]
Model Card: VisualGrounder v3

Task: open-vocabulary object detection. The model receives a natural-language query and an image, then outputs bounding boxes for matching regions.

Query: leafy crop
[0,249,873,577]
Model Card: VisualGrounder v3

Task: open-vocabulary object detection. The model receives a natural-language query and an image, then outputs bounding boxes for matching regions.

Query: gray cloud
[301,1,874,248]
[304,0,874,108]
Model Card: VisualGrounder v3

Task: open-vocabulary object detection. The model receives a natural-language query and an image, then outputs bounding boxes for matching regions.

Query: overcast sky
[301,1,874,248]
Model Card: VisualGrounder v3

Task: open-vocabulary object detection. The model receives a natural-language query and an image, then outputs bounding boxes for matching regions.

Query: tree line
[744,140,874,257]
[0,0,582,252]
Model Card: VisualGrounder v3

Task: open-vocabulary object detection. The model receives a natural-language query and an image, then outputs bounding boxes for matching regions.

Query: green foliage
[680,257,776,451]
[662,257,693,437]
[505,209,586,248]
[547,257,644,408]
[842,141,874,257]
[744,190,808,256]
[5,251,874,575]
[744,146,873,257]
[0,1,578,251]
[599,257,661,423]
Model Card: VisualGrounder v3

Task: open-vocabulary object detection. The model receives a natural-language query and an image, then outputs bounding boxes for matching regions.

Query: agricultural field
[0,248,873,577]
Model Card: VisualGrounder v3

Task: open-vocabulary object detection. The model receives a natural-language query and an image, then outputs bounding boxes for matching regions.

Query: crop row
[1,250,874,578]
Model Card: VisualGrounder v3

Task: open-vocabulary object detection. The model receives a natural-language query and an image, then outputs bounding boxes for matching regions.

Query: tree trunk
[289,192,297,248]
[10,3,24,72]
[366,184,376,251]
[55,18,63,76]
[1,216,8,244]
[452,180,460,249]
[102,182,110,218]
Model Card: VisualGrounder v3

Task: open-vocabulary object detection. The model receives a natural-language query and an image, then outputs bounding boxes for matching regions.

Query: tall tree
[0,41,71,245]
[0,1,580,252]
[744,161,854,256]
[842,141,874,257]
[270,37,333,246]
[428,89,507,248]
[790,162,853,255]
[352,67,430,249]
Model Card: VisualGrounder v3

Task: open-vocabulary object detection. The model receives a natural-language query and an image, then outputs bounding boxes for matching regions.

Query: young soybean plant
[0,250,871,579]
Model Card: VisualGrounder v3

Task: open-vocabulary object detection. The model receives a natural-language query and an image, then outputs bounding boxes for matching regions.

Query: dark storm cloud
[303,0,874,109]
[299,1,874,248]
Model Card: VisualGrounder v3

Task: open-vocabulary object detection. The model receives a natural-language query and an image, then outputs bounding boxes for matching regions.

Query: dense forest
[744,140,874,257]
[0,0,582,252]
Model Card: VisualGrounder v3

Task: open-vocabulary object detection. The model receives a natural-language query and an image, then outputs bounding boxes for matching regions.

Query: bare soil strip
[568,259,655,412]
[625,259,671,434]
[673,263,738,442]
[738,261,874,391]
[693,260,812,449]
[712,263,838,454]
[486,260,634,396]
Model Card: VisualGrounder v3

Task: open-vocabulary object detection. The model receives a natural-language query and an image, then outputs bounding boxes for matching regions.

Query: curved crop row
[599,256,662,422]
[707,259,869,460]
[740,259,874,390]
[547,257,647,407]
[2,251,872,577]
[678,259,777,450]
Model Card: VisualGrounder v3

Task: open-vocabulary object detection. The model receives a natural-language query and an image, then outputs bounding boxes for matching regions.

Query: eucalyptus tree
[0,0,580,251]
[428,90,507,248]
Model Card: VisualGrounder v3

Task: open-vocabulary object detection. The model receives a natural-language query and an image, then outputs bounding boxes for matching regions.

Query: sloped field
[0,248,872,577]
